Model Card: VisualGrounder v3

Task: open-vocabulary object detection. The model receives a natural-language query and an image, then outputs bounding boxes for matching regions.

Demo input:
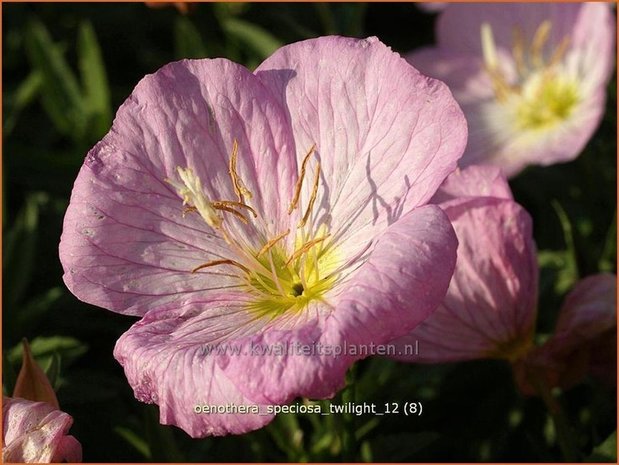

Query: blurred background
[2,3,616,462]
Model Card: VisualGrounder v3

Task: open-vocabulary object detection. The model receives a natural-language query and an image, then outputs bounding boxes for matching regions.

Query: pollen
[480,20,580,131]
[167,141,340,319]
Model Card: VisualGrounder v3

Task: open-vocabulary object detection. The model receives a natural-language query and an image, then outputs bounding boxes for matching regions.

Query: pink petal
[514,273,616,395]
[226,205,458,404]
[430,165,513,204]
[392,197,537,362]
[410,3,615,177]
[436,3,615,92]
[60,59,297,316]
[113,298,277,437]
[256,36,467,260]
[115,205,457,429]
[2,397,82,463]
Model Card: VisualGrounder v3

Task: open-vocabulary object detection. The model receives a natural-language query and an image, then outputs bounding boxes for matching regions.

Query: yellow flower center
[166,142,340,319]
[480,20,580,132]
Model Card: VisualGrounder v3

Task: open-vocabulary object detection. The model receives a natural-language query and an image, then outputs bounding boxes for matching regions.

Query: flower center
[166,142,341,319]
[480,20,580,131]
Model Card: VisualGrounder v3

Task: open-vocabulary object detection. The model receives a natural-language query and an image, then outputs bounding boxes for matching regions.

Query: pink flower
[407,3,615,177]
[2,397,82,463]
[392,165,616,394]
[391,165,538,362]
[514,273,616,395]
[59,36,467,436]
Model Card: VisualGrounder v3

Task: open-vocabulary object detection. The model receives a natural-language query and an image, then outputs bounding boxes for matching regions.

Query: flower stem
[527,368,580,461]
[340,364,357,461]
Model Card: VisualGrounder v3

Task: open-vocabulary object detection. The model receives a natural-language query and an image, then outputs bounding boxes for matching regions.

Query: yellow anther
[192,259,249,274]
[182,205,198,217]
[549,35,570,68]
[512,26,527,78]
[531,20,552,68]
[288,144,316,214]
[299,163,321,228]
[229,139,253,203]
[284,235,330,267]
[257,229,290,257]
[212,204,249,224]
[213,200,258,218]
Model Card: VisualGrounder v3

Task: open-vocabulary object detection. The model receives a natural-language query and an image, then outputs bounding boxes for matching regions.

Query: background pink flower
[391,165,538,362]
[514,273,616,395]
[59,36,467,436]
[2,397,82,463]
[407,3,615,177]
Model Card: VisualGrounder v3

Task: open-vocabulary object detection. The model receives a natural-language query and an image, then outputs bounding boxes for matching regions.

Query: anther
[512,26,527,77]
[548,35,570,68]
[284,235,330,267]
[229,139,253,203]
[257,229,290,257]
[212,204,249,224]
[213,200,258,218]
[531,20,552,68]
[192,259,249,274]
[288,144,316,214]
[299,163,321,228]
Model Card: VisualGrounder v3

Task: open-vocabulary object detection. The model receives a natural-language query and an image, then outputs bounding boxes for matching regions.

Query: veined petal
[2,397,82,463]
[255,36,467,257]
[328,205,457,359]
[224,206,457,405]
[392,197,537,363]
[413,3,615,177]
[113,297,278,437]
[60,59,297,316]
[430,165,513,204]
[116,205,457,419]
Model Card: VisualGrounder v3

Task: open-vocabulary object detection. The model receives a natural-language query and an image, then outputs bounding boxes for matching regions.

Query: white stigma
[167,167,222,229]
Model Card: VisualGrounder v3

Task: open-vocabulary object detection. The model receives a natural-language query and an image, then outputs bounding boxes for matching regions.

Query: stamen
[192,259,249,274]
[284,235,330,267]
[512,26,527,77]
[267,250,287,297]
[182,205,197,217]
[288,144,316,214]
[257,229,290,257]
[531,20,552,68]
[299,163,321,228]
[212,204,249,224]
[228,139,253,203]
[481,22,499,72]
[213,200,258,218]
[548,35,570,68]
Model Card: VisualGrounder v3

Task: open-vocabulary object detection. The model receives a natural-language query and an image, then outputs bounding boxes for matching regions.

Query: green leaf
[44,352,62,391]
[598,211,616,272]
[115,426,151,459]
[24,20,86,141]
[4,71,43,135]
[587,431,617,462]
[3,192,48,308]
[15,287,64,335]
[144,405,184,462]
[77,21,112,139]
[174,16,208,59]
[8,336,88,370]
[220,17,282,61]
